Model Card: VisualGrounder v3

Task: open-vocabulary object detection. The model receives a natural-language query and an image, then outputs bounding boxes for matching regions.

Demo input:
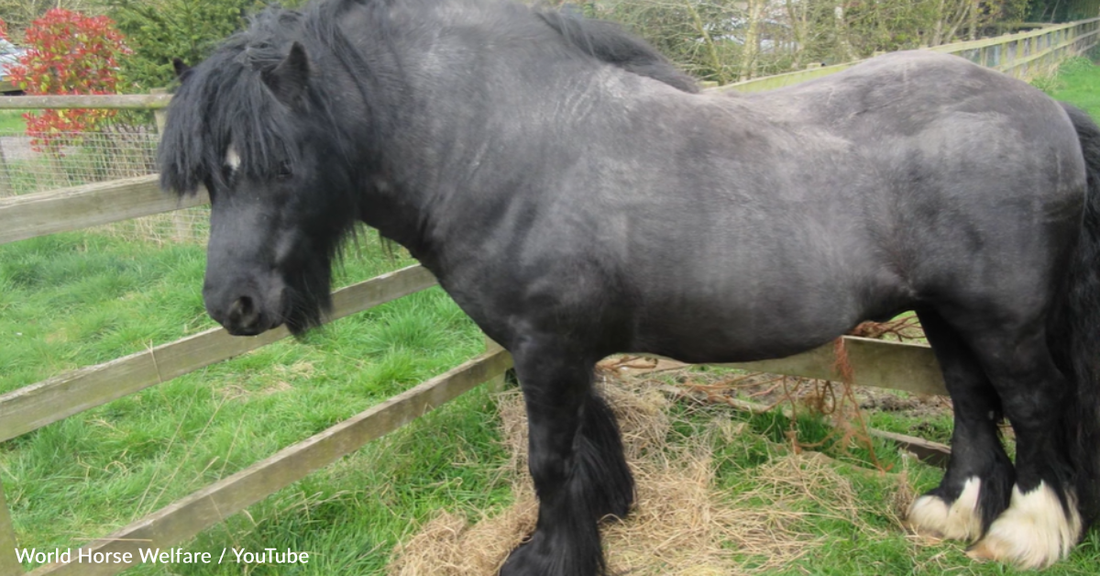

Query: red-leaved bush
[8,9,130,154]
[0,19,8,41]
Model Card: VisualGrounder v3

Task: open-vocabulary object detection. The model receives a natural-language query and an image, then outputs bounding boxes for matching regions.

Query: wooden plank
[868,429,951,468]
[926,19,1087,53]
[711,17,1100,95]
[0,94,171,110]
[715,336,947,397]
[0,176,209,246]
[715,61,858,93]
[998,27,1100,74]
[26,348,513,576]
[150,89,168,134]
[665,385,951,468]
[0,265,439,443]
[0,480,24,576]
[483,336,508,393]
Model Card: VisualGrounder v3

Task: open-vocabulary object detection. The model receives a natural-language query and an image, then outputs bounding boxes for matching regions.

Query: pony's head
[158,0,697,337]
[159,8,363,336]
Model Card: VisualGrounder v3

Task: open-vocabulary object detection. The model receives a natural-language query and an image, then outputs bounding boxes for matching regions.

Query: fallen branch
[660,384,951,468]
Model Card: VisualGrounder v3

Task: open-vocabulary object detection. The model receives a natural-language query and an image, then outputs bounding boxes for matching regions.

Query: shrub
[108,0,307,90]
[8,9,130,155]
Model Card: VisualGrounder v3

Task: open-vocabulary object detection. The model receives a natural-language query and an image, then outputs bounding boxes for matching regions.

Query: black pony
[159,0,1100,573]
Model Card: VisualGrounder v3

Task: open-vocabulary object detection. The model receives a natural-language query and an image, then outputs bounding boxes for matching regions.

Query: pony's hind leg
[907,309,1014,543]
[962,326,1083,569]
[500,341,634,576]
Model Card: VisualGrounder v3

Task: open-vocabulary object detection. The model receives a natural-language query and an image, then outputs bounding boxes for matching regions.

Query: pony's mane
[158,0,697,196]
[537,11,698,94]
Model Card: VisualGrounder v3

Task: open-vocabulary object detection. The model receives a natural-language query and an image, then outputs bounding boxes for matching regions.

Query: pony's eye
[221,165,236,186]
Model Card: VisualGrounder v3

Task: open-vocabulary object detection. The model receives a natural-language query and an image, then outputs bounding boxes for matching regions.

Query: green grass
[0,231,508,574]
[739,58,1100,575]
[0,111,24,133]
[1042,56,1100,116]
[4,56,1100,576]
[657,398,1100,575]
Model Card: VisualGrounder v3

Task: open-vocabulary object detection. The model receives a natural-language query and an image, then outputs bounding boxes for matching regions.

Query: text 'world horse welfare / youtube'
[158,0,1100,573]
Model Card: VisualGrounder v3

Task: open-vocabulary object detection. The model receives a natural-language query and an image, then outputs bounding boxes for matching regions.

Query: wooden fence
[720,16,1100,93]
[1,16,1098,575]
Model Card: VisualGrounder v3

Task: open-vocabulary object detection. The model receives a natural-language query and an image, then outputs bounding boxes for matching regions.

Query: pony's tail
[1051,102,1100,527]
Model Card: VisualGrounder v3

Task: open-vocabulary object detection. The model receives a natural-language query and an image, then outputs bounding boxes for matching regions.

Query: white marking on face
[225,144,241,173]
[967,481,1082,569]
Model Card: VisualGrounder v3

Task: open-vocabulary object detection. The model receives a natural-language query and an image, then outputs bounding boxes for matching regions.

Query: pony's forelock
[158,8,314,197]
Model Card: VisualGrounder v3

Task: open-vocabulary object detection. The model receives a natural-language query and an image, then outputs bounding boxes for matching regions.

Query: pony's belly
[630,313,855,365]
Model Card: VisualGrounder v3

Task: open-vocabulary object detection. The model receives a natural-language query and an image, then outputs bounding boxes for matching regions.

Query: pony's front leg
[500,341,634,576]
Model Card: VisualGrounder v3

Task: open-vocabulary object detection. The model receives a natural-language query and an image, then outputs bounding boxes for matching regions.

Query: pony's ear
[172,58,193,82]
[262,42,310,106]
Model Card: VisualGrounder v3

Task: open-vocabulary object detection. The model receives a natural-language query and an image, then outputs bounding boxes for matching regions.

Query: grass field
[1044,56,1100,116]
[0,111,24,134]
[3,57,1100,576]
[0,231,504,574]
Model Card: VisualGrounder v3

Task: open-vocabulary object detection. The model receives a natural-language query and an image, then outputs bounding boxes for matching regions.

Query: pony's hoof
[499,532,600,576]
[499,537,544,576]
[906,477,983,542]
[966,482,1081,569]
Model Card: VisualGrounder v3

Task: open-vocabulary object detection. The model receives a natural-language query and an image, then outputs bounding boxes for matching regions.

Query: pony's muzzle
[226,296,262,334]
[205,285,283,336]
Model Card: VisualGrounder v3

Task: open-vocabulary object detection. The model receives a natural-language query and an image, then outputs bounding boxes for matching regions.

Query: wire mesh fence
[0,126,158,194]
[97,204,210,246]
[0,125,209,245]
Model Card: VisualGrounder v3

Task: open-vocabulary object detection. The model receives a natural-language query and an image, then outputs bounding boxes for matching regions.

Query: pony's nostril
[228,296,261,329]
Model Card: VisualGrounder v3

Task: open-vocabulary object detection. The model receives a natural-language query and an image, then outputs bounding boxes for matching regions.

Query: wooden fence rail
[932,18,1100,77]
[0,94,170,110]
[0,176,206,246]
[27,348,513,576]
[722,336,946,397]
[721,16,1100,93]
[4,14,1099,576]
[0,265,437,443]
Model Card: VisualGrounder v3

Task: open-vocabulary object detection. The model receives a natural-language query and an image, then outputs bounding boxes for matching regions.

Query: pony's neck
[337,4,609,266]
[328,0,690,274]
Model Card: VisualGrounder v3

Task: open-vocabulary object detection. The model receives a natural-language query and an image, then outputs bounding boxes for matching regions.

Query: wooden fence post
[150,88,190,242]
[150,89,168,134]
[0,479,24,576]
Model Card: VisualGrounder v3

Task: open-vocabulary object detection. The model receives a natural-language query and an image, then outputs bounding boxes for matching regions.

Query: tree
[0,0,103,42]
[597,0,1036,85]
[107,0,306,90]
[1030,0,1100,22]
[7,9,129,154]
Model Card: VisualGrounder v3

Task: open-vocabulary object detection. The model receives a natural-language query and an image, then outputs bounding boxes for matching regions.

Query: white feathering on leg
[907,477,984,542]
[967,482,1082,570]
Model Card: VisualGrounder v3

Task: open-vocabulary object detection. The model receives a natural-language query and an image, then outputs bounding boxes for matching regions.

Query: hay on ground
[388,369,916,575]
